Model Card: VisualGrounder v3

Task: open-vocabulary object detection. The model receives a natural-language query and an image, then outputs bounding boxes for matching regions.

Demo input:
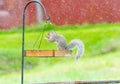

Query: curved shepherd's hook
[22,1,50,84]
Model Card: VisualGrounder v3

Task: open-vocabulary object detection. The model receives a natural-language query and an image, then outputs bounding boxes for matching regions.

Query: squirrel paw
[64,53,72,57]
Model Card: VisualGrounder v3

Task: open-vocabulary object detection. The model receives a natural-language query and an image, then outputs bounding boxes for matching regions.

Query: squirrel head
[45,31,57,42]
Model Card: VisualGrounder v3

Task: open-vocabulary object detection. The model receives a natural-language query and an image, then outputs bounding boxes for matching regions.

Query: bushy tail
[67,39,84,62]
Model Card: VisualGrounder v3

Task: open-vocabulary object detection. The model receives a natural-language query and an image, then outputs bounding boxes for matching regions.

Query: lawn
[0,23,120,84]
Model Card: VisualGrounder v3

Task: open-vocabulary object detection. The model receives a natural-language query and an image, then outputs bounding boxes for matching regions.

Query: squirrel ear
[51,30,56,34]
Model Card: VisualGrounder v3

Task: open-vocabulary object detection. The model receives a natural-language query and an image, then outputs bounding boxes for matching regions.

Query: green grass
[0,51,120,84]
[0,23,120,83]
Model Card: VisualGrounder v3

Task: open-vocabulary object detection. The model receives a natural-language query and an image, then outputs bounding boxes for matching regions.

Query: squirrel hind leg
[64,53,72,57]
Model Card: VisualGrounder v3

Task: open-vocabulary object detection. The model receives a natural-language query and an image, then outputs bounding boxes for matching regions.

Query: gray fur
[45,31,84,62]
[67,40,84,62]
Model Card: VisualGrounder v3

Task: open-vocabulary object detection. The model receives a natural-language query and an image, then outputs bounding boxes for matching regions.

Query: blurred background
[0,0,120,84]
[1,0,120,29]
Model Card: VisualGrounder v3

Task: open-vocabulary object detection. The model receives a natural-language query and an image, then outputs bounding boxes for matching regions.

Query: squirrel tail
[67,39,84,62]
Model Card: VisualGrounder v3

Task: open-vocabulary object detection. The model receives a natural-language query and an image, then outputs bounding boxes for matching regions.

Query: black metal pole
[22,1,50,84]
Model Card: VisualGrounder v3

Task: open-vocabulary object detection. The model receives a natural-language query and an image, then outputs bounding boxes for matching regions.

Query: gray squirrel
[45,31,84,62]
